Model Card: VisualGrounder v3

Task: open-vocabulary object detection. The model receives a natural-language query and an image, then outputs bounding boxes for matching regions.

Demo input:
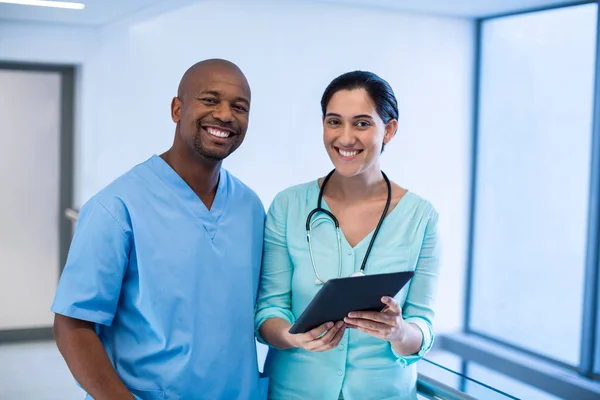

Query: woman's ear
[383,119,398,145]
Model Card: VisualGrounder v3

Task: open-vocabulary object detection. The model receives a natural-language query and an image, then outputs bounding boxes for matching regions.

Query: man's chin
[193,147,231,162]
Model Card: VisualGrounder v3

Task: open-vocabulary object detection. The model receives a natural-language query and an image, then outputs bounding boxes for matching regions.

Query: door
[0,65,74,338]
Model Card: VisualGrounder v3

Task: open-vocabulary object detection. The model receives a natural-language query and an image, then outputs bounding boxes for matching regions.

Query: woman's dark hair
[320,70,399,124]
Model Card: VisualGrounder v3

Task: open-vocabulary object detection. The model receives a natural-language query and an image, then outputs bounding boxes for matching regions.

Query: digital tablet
[288,271,414,334]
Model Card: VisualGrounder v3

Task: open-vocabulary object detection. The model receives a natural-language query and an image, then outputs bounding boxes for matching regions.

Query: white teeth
[339,149,359,157]
[206,127,230,138]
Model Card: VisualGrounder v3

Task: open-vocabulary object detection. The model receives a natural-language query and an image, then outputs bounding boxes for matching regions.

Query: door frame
[0,61,76,343]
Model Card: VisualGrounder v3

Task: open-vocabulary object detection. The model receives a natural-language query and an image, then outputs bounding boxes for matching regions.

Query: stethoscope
[305,169,392,285]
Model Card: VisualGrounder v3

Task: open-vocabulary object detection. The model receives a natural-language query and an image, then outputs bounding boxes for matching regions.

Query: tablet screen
[289,271,414,334]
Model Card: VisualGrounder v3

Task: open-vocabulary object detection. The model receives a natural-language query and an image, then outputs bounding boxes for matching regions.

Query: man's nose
[212,102,234,123]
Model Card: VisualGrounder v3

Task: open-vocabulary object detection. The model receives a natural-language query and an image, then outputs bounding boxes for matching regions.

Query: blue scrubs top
[254,181,440,400]
[52,155,268,400]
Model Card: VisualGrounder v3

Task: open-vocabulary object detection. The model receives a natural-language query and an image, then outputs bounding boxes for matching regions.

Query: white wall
[0,21,100,208]
[93,0,474,335]
[0,0,473,336]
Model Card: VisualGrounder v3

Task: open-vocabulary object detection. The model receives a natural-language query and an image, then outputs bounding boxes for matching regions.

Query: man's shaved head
[177,59,250,100]
[170,59,252,163]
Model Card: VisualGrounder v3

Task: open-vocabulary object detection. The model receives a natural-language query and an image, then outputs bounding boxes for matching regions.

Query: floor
[0,341,85,400]
[0,340,524,400]
[1,341,449,400]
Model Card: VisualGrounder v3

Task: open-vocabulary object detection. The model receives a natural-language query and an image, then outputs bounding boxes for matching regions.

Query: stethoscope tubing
[305,169,392,284]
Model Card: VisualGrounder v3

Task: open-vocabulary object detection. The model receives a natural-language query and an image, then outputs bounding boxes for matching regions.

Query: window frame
[444,0,600,397]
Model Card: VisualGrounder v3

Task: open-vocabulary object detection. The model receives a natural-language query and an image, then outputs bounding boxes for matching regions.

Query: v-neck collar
[311,179,412,250]
[149,154,228,240]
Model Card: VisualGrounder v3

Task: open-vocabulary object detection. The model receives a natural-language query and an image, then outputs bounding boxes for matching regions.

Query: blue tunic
[254,181,440,400]
[52,155,268,399]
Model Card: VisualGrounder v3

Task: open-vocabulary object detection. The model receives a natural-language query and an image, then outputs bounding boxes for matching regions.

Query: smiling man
[51,59,268,400]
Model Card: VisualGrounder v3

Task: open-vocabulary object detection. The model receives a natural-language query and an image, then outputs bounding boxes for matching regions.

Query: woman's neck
[325,167,386,203]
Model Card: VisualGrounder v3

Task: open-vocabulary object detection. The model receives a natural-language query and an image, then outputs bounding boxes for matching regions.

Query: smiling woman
[321,70,399,157]
[254,70,441,400]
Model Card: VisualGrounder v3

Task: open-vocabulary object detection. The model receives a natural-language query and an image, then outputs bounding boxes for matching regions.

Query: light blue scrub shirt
[254,181,440,400]
[52,155,268,400]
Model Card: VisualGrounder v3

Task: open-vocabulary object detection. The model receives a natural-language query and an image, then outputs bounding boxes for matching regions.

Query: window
[468,1,599,372]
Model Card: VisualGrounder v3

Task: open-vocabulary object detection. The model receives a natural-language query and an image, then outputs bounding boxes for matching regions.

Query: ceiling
[314,0,580,18]
[0,0,584,26]
[0,0,171,26]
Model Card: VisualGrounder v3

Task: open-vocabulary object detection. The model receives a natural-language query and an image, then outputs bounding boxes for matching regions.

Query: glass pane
[418,351,519,399]
[470,3,597,366]
[596,300,600,374]
[419,350,463,389]
[466,362,562,400]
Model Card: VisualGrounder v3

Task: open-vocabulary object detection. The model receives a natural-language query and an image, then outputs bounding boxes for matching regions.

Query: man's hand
[53,314,136,400]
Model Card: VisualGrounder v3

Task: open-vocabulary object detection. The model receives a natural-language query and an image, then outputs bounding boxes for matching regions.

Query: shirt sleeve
[51,198,131,326]
[392,209,441,366]
[254,192,296,346]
